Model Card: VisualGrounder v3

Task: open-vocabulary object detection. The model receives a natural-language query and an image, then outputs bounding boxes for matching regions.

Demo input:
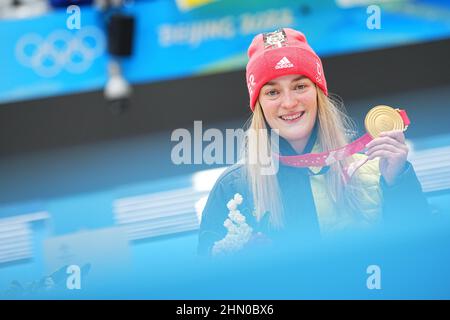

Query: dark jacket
[198,128,430,255]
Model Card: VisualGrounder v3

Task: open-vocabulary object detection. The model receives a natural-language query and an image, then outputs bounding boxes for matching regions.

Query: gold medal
[365,105,405,138]
[280,105,410,172]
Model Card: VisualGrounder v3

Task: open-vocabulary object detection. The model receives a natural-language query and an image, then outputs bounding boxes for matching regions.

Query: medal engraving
[365,105,404,138]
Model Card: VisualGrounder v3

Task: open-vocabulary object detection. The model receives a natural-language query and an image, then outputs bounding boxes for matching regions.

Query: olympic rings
[15,26,106,78]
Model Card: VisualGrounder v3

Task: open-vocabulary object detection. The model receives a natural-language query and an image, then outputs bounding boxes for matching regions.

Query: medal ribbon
[276,108,410,169]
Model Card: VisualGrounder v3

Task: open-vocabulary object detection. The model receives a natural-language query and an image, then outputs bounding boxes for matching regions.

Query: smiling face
[258,74,318,153]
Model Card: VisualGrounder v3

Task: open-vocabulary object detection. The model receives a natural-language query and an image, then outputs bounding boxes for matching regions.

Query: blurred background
[1,0,450,298]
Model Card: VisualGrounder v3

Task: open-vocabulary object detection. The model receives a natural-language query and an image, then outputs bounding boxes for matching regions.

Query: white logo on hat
[316,61,322,83]
[247,74,256,96]
[275,57,293,70]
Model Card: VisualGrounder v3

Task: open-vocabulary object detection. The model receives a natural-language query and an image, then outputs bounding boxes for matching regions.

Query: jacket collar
[271,122,328,175]
[277,122,319,156]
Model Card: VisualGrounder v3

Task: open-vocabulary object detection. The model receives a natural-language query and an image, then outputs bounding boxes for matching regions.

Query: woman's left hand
[365,130,409,186]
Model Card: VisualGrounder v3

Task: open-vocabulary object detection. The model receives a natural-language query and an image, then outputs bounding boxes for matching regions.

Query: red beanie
[246,28,328,111]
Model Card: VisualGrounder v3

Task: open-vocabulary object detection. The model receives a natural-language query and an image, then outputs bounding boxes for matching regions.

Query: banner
[1,0,450,103]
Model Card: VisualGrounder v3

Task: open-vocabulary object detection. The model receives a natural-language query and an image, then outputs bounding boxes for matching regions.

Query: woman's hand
[365,130,409,186]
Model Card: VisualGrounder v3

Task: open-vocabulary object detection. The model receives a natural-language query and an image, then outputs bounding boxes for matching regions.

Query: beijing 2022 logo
[15,26,105,78]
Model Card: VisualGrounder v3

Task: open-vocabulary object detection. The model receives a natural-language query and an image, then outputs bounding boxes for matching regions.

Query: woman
[198,28,429,256]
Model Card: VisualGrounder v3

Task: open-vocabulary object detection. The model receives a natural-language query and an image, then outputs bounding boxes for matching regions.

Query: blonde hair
[242,87,365,229]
